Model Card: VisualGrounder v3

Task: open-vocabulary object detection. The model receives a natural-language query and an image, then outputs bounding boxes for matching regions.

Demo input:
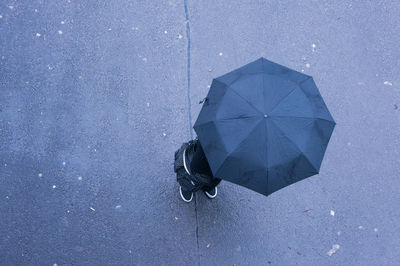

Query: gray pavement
[1,1,400,265]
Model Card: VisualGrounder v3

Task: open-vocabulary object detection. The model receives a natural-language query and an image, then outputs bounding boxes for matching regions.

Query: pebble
[327,244,340,256]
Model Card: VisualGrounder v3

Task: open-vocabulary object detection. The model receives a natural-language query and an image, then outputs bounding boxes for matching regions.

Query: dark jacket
[174,137,221,192]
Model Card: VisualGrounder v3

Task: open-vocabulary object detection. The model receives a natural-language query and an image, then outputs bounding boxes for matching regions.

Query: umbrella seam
[226,83,264,115]
[268,76,312,114]
[215,75,255,106]
[262,59,270,195]
[214,118,264,176]
[269,118,319,173]
[264,117,269,195]
[217,115,259,121]
[297,78,336,124]
[271,115,335,124]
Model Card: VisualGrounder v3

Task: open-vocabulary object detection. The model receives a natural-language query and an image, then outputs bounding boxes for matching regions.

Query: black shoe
[203,186,217,199]
[180,186,193,202]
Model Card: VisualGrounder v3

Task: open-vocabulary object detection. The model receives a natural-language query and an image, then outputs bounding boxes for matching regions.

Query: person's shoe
[203,186,217,199]
[179,186,193,202]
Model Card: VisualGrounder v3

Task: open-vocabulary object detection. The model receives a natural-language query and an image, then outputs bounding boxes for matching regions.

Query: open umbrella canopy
[193,57,335,196]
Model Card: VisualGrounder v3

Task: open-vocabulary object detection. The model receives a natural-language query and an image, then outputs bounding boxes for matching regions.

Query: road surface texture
[1,1,399,265]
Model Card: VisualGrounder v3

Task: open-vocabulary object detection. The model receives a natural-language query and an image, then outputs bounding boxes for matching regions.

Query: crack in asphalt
[184,1,201,265]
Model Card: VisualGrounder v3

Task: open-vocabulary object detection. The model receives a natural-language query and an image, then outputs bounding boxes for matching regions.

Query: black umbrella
[193,57,335,196]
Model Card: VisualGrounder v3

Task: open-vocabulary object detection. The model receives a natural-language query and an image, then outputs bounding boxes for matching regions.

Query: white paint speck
[207,85,211,88]
[36,33,41,37]
[8,6,14,10]
[312,44,316,52]
[78,176,82,181]
[384,81,393,86]
[0,15,3,19]
[34,9,38,13]
[327,244,340,256]
[58,30,63,35]
[208,68,212,72]
[67,210,70,213]
[142,57,147,62]
[306,63,310,68]
[162,132,166,136]
[6,196,9,199]
[374,228,378,232]
[61,21,65,24]
[337,231,341,236]
[90,207,95,211]
[54,264,57,266]
[358,225,365,230]
[52,185,56,189]
[47,65,53,70]
[108,28,112,31]
[301,69,305,72]
[131,26,139,30]
[164,30,168,34]
[62,161,66,167]
[146,102,150,107]
[178,34,183,39]
[38,173,43,177]
[115,205,121,209]
[330,210,335,216]
[219,52,223,56]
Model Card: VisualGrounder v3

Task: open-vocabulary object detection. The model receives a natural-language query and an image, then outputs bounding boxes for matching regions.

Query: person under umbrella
[174,137,221,202]
[174,57,335,202]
